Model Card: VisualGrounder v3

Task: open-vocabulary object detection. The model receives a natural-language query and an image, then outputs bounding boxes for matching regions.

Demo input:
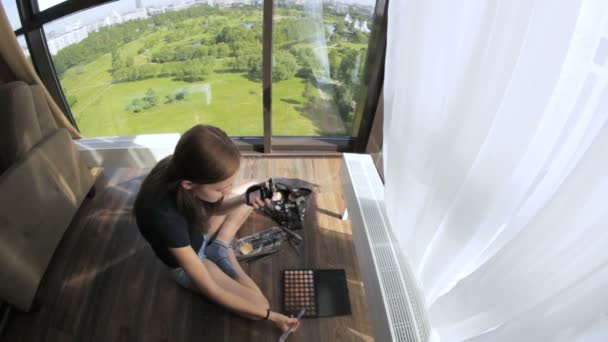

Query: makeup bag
[248,178,313,231]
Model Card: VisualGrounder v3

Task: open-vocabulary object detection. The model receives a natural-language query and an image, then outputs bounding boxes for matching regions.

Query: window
[2,0,21,31]
[272,0,374,137]
[43,1,263,137]
[15,0,384,149]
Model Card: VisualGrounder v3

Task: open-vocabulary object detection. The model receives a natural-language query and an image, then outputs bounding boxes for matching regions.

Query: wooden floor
[2,157,374,342]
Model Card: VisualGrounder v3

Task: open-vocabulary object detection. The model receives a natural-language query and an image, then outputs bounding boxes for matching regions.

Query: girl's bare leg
[205,200,253,243]
[204,203,263,294]
[202,259,269,319]
[226,247,264,297]
[215,203,254,243]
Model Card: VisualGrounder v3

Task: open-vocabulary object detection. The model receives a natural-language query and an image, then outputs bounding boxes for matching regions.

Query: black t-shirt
[134,190,204,268]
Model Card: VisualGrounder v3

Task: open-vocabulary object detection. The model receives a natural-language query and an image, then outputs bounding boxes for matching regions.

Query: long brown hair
[134,125,241,232]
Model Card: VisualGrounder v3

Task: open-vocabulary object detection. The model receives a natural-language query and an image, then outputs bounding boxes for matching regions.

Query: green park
[54,4,371,137]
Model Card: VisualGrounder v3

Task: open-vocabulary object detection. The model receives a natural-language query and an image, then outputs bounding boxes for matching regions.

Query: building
[344,13,352,24]
[45,6,148,55]
[354,19,370,33]
[122,8,149,22]
[46,23,88,55]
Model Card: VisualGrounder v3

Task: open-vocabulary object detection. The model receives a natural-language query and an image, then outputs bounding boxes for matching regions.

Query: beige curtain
[0,3,82,138]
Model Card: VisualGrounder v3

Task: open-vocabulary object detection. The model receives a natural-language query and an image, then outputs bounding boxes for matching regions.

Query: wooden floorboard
[1,157,373,342]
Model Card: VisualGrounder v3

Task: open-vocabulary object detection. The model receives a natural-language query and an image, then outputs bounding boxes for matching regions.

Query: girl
[134,124,300,333]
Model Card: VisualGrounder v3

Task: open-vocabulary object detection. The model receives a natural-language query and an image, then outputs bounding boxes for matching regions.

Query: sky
[3,0,375,35]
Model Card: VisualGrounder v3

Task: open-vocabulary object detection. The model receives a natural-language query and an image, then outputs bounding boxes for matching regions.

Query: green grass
[71,73,263,136]
[273,78,316,135]
[62,55,342,137]
[65,66,331,136]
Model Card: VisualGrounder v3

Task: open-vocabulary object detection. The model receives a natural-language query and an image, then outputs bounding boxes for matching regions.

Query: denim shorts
[171,234,209,289]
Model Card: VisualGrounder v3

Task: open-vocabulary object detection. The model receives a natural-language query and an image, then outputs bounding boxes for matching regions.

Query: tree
[231,44,259,72]
[193,45,209,58]
[328,49,342,79]
[143,38,156,50]
[207,45,218,59]
[152,48,175,63]
[143,89,158,109]
[273,51,298,82]
[353,31,368,44]
[215,43,231,58]
[111,51,125,70]
[337,48,359,85]
[215,25,256,50]
[294,48,322,80]
[334,49,362,124]
[112,67,128,83]
[303,82,316,103]
[127,68,139,82]
[330,31,341,44]
[138,64,157,80]
[334,21,345,36]
[176,45,197,61]
[126,99,144,113]
[216,26,243,45]
[335,84,354,122]
[165,31,184,43]
[174,59,213,82]
[247,53,263,80]
[274,28,287,46]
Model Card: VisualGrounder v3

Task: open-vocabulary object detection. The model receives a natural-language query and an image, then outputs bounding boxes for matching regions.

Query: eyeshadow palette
[282,269,352,318]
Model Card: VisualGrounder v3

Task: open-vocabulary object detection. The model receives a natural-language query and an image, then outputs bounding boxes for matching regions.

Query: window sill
[75,134,351,167]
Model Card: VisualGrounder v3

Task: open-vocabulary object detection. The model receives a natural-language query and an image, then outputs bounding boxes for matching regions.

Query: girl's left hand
[244,180,273,209]
[252,198,272,209]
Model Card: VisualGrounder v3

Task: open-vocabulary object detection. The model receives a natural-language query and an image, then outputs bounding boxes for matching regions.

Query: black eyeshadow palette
[282,269,352,318]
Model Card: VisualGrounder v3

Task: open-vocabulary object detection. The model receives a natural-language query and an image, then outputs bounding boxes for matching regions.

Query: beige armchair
[0,81,95,311]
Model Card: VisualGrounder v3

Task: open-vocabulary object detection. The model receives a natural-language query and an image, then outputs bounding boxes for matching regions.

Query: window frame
[13,0,386,153]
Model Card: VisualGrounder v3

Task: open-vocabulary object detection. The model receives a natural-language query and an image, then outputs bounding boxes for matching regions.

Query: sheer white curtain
[383,0,608,341]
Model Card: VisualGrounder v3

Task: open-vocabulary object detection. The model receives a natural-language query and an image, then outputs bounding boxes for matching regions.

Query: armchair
[0,81,95,311]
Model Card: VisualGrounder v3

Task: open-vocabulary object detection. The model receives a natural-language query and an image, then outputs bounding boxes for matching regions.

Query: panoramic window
[272,0,374,137]
[2,0,21,31]
[43,1,263,137]
[35,0,376,138]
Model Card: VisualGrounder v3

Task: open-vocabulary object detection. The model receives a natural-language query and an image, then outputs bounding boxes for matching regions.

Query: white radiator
[341,153,430,342]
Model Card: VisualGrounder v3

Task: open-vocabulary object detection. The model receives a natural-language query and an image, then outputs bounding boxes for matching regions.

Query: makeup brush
[245,250,279,264]
[288,238,301,256]
[277,225,303,242]
[278,308,305,342]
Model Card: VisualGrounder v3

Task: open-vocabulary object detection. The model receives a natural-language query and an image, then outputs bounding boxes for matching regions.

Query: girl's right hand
[269,311,301,333]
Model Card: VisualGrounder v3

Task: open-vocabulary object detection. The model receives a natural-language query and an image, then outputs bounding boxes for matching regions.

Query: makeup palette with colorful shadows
[282,269,352,318]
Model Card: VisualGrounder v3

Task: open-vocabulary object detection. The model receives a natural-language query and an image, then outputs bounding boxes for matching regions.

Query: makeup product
[234,227,287,261]
[257,180,313,231]
[282,269,351,318]
[278,308,305,342]
[245,178,274,206]
[245,249,279,264]
[277,224,303,242]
